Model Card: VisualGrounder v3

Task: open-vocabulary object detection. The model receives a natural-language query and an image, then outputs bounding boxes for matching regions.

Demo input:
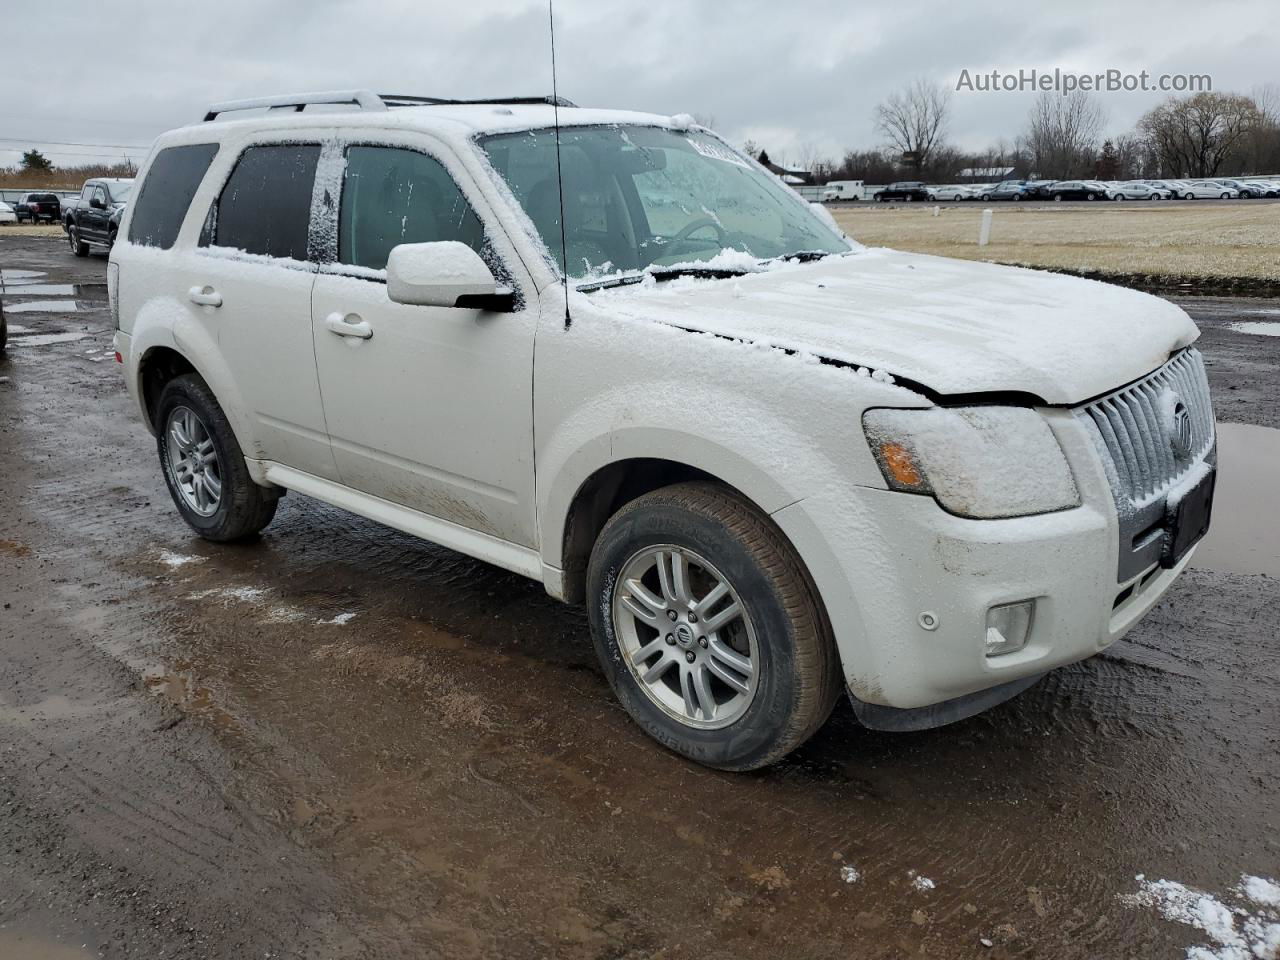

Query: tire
[586,482,841,771]
[873,194,883,202]
[155,374,278,542]
[1221,193,1231,200]
[1113,195,1124,201]
[68,223,89,257]
[1053,193,1064,202]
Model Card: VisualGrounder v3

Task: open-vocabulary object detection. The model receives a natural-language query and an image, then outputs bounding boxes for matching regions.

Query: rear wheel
[587,482,841,770]
[156,374,278,542]
[68,224,88,257]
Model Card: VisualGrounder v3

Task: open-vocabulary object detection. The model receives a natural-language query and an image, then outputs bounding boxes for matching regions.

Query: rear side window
[128,145,219,248]
[203,144,320,261]
[338,146,484,271]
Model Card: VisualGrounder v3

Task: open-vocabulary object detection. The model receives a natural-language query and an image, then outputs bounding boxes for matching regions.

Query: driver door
[309,140,539,547]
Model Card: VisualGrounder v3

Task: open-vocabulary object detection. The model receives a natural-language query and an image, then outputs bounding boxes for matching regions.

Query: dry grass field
[0,224,65,237]
[831,204,1280,284]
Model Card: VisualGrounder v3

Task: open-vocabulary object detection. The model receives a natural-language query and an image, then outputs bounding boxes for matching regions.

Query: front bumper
[772,407,1196,717]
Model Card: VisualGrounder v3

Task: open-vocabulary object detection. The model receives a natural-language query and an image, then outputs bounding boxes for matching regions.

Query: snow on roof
[166,102,681,144]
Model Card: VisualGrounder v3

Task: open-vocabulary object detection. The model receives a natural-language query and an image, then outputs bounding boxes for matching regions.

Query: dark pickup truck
[62,178,134,256]
[15,192,62,223]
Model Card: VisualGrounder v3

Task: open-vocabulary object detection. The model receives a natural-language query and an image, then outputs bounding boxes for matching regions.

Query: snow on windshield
[477,124,850,283]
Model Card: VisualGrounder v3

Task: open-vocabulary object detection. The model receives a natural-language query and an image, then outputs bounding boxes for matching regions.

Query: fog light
[985,600,1035,657]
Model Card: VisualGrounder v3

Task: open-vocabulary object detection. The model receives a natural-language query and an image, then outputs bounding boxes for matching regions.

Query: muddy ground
[1,236,1277,959]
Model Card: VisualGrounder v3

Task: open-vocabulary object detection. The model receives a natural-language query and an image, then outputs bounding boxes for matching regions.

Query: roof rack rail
[379,94,578,108]
[202,89,388,122]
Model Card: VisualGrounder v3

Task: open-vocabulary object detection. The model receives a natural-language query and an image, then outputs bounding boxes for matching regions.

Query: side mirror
[386,241,513,311]
[89,196,105,210]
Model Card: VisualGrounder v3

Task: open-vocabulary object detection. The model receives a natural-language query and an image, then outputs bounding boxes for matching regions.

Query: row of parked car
[0,179,135,254]
[871,177,1280,203]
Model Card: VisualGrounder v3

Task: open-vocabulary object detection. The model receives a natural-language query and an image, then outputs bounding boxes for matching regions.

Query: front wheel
[156,374,278,542]
[68,224,89,257]
[587,482,841,771]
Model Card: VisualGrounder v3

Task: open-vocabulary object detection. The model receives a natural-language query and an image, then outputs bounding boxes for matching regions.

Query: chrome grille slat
[1076,348,1215,508]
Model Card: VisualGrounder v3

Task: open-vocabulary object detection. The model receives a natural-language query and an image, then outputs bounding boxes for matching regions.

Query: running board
[259,462,543,581]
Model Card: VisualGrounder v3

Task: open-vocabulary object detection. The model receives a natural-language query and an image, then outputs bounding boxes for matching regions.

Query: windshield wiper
[576,274,646,292]
[773,250,832,263]
[576,265,749,292]
[649,266,749,282]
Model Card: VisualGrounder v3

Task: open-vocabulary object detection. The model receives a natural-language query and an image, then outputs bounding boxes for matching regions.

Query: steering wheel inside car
[670,217,726,247]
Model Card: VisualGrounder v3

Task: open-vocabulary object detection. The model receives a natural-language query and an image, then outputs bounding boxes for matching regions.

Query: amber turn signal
[878,441,927,490]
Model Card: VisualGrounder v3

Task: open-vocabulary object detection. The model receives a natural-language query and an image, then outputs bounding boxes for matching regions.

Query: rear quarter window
[127,144,219,249]
[202,144,320,261]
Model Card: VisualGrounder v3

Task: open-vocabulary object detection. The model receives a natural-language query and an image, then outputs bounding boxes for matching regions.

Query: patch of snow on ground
[1121,874,1280,960]
[1229,321,1280,337]
[318,612,358,626]
[839,865,861,884]
[157,550,203,569]
[188,586,268,604]
[912,875,936,892]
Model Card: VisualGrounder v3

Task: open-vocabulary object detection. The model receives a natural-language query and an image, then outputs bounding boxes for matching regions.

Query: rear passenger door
[308,139,538,547]
[189,142,339,480]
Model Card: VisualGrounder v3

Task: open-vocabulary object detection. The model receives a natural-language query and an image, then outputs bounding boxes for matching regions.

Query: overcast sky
[2,0,1276,170]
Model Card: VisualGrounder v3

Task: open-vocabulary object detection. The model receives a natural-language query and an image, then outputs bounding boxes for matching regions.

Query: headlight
[863,406,1080,519]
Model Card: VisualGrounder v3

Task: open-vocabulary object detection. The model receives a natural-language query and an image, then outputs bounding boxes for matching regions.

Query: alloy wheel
[612,544,759,729]
[164,405,222,517]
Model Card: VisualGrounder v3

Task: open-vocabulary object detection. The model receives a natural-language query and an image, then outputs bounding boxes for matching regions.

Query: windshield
[107,182,133,202]
[478,124,850,282]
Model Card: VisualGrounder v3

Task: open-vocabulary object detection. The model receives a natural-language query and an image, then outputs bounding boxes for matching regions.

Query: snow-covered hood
[589,249,1199,405]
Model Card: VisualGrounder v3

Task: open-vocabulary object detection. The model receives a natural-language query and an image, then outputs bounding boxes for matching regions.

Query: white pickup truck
[110,91,1215,770]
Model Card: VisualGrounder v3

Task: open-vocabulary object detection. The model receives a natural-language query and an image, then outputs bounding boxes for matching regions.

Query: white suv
[111,90,1216,770]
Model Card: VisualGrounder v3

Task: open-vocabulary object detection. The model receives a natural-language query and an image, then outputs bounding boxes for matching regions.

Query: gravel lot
[2,236,1278,959]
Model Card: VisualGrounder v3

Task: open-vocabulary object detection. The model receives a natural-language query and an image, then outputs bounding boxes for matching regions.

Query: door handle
[325,312,373,340]
[188,285,222,307]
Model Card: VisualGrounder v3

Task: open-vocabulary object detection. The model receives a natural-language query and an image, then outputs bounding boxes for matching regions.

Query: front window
[479,124,849,282]
[337,145,485,271]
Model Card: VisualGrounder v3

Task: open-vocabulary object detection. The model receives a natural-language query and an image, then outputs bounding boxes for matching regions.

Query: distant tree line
[753,81,1280,183]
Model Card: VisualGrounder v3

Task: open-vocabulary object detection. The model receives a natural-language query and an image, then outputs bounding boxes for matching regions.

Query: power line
[0,146,148,159]
[0,135,154,150]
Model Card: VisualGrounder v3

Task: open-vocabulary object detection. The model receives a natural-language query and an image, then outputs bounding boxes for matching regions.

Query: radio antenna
[548,0,571,328]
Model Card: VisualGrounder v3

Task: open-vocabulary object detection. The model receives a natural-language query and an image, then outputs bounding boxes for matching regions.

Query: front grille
[1076,348,1215,581]
[1077,348,1215,507]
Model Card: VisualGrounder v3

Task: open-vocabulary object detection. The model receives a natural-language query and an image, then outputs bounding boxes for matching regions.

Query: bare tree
[874,78,951,173]
[1023,91,1106,179]
[1138,92,1261,177]
[792,141,828,178]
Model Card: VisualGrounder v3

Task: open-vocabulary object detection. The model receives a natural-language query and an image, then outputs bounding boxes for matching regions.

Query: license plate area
[1161,468,1216,568]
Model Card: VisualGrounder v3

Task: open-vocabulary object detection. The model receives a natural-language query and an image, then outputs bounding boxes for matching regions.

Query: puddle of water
[2,283,78,296]
[1229,321,1280,337]
[0,268,47,284]
[143,662,240,733]
[5,300,81,314]
[1191,421,1280,578]
[8,331,90,346]
[0,932,93,959]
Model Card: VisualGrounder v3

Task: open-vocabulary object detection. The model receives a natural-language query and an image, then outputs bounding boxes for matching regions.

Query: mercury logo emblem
[675,623,695,647]
[1168,396,1193,459]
